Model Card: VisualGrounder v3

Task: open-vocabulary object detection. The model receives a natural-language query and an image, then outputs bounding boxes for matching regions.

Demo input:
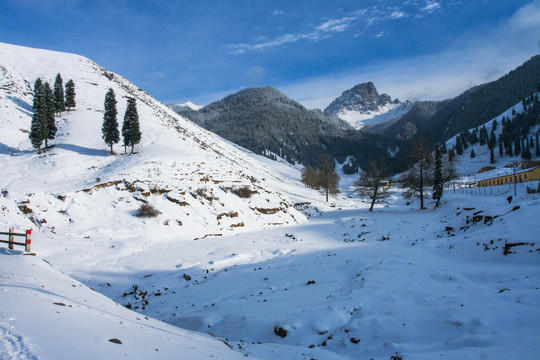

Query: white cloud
[390,10,407,19]
[272,9,285,16]
[281,1,540,110]
[226,6,412,54]
[421,1,441,13]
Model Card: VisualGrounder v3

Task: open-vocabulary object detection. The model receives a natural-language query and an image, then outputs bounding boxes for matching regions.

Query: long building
[477,166,540,187]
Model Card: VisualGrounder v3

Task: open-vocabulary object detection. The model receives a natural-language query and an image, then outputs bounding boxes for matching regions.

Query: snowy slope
[336,101,413,130]
[168,101,203,112]
[1,43,539,360]
[0,248,253,360]
[0,42,322,240]
[443,93,540,178]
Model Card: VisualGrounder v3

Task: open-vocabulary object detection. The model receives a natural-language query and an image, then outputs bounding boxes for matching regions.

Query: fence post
[9,228,14,250]
[25,229,32,252]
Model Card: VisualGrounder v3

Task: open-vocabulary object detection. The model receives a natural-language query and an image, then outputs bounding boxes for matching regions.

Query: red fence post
[9,228,14,250]
[25,229,32,252]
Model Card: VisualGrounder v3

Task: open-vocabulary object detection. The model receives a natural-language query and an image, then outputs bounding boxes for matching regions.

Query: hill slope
[174,86,400,170]
[174,86,353,165]
[382,55,540,144]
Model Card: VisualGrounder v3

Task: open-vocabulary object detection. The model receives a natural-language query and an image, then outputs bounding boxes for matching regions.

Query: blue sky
[1,0,539,109]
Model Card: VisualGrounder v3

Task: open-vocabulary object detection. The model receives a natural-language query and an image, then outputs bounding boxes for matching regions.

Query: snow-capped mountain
[168,100,203,112]
[324,82,413,130]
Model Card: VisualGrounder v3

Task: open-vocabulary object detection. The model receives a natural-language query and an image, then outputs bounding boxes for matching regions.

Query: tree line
[29,73,75,153]
[302,138,457,211]
[29,76,141,155]
[450,92,540,163]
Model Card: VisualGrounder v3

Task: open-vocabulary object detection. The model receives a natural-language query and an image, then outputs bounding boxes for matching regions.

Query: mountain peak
[323,82,408,130]
[324,82,396,115]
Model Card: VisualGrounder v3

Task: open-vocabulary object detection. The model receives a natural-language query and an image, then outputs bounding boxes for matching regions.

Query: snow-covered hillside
[168,101,203,112]
[0,42,319,239]
[443,93,540,178]
[1,43,539,360]
[337,101,414,130]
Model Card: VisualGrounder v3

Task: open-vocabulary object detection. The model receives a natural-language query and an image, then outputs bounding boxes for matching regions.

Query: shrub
[273,325,287,338]
[231,186,256,198]
[135,204,161,218]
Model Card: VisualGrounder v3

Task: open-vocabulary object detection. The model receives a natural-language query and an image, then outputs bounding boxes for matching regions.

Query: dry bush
[135,203,161,218]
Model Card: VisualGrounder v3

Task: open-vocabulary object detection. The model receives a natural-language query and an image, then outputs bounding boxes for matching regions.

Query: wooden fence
[0,229,31,252]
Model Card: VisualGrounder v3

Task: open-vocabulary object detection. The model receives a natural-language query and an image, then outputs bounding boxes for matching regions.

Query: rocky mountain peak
[324,82,398,115]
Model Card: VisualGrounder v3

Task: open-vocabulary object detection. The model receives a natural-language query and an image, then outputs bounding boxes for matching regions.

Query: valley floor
[2,187,539,360]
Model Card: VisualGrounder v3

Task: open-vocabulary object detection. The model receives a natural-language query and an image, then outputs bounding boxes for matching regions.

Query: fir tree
[29,108,46,154]
[53,73,65,115]
[455,136,463,155]
[522,141,532,160]
[122,97,142,154]
[448,148,455,162]
[32,78,43,111]
[102,88,120,155]
[43,82,57,148]
[65,79,76,111]
[514,139,521,156]
[499,140,504,157]
[470,148,476,158]
[488,129,496,149]
[432,144,443,208]
[490,147,495,164]
[479,126,488,145]
[536,133,540,156]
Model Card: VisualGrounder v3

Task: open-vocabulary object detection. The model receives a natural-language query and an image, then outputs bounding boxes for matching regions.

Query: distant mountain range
[171,55,540,174]
[172,86,398,170]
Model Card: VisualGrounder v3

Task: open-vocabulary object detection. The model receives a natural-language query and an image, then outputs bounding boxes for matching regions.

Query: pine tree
[65,79,76,111]
[470,148,476,158]
[490,147,495,164]
[53,73,65,115]
[122,97,141,154]
[448,148,455,162]
[432,144,443,208]
[102,88,120,155]
[488,129,496,149]
[499,140,504,157]
[43,82,57,148]
[29,108,46,154]
[522,142,532,160]
[514,139,521,156]
[29,80,48,153]
[536,133,540,156]
[32,78,43,111]
[455,136,463,155]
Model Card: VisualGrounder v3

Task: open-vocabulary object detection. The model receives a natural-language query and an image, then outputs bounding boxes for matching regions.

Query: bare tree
[355,158,390,212]
[301,165,320,189]
[400,137,432,210]
[317,153,340,202]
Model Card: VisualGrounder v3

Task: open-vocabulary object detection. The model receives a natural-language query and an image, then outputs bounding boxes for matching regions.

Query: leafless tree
[400,137,432,209]
[317,153,340,202]
[355,158,390,212]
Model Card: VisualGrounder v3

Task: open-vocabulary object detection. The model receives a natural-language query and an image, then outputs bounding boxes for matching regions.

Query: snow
[336,102,414,130]
[168,101,203,112]
[1,42,539,360]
